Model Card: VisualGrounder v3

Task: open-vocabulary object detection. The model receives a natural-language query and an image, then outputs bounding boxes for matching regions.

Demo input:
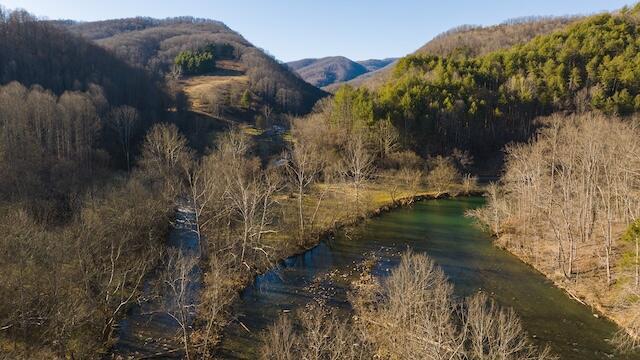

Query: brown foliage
[261,251,553,360]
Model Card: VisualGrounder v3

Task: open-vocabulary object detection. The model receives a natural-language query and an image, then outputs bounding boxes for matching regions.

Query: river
[113,205,201,359]
[218,197,636,359]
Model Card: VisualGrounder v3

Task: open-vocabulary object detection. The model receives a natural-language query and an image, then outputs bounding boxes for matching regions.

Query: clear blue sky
[1,0,635,62]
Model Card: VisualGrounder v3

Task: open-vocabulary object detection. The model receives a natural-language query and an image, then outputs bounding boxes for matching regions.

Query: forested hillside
[415,16,578,58]
[340,16,576,92]
[0,10,173,216]
[328,9,640,158]
[0,9,188,358]
[60,17,326,114]
[0,11,170,121]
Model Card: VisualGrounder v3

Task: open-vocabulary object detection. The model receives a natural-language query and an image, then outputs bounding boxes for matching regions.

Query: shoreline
[208,189,476,354]
[211,189,635,356]
[493,235,636,343]
[204,189,637,357]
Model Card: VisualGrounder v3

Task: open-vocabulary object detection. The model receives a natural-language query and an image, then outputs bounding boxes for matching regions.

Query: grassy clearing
[180,75,250,113]
[259,180,454,260]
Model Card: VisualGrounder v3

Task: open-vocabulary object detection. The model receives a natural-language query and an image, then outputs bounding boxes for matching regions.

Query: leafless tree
[261,304,371,360]
[341,131,375,211]
[139,123,193,198]
[373,118,400,159]
[465,293,553,359]
[108,105,139,171]
[161,249,198,360]
[426,156,461,197]
[473,113,640,288]
[261,313,297,360]
[286,139,325,245]
[351,250,555,360]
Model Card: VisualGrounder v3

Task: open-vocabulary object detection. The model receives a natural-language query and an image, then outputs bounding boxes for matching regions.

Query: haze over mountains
[286,56,396,89]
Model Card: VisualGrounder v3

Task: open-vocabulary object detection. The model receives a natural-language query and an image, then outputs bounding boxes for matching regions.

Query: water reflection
[219,197,636,360]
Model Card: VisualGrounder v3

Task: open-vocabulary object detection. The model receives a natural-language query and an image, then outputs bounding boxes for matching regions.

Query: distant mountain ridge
[286,56,396,89]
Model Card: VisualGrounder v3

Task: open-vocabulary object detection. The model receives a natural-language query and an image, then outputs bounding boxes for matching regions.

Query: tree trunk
[298,181,304,245]
[182,322,191,360]
[636,236,640,289]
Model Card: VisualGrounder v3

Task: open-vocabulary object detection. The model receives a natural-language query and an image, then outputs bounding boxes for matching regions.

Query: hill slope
[287,56,368,88]
[0,10,173,173]
[60,17,326,115]
[287,56,397,89]
[336,8,640,158]
[336,16,577,91]
[357,58,397,72]
[3,12,170,113]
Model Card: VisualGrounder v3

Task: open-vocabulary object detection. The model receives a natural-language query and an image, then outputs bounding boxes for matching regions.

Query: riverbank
[493,232,639,349]
[218,197,634,359]
[197,181,479,356]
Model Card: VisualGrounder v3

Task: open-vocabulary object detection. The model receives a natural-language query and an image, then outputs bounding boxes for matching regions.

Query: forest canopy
[175,47,215,75]
[327,8,640,157]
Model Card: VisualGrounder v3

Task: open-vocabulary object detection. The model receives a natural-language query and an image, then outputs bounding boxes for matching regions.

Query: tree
[286,139,325,245]
[473,113,640,287]
[372,118,400,159]
[240,89,252,109]
[350,250,553,359]
[161,249,198,360]
[341,131,375,211]
[174,47,215,76]
[139,123,192,198]
[426,156,461,197]
[262,105,273,127]
[622,220,640,289]
[108,105,138,171]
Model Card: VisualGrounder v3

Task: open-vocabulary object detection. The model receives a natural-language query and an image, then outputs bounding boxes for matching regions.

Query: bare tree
[261,314,298,360]
[286,139,325,245]
[341,131,375,211]
[373,118,399,159]
[108,105,138,171]
[161,249,198,360]
[184,153,226,254]
[261,304,371,360]
[139,123,192,198]
[262,105,273,127]
[351,250,555,360]
[213,128,281,266]
[465,293,553,359]
[426,156,461,197]
[473,113,640,289]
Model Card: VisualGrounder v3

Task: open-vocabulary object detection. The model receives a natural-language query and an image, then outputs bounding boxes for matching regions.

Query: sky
[1,0,635,62]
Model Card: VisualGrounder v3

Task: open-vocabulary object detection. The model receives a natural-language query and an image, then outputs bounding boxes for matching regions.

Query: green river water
[218,197,638,359]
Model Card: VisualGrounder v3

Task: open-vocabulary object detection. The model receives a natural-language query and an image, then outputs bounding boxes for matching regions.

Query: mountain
[287,56,368,88]
[59,17,326,115]
[346,8,640,157]
[356,58,396,72]
[323,59,398,92]
[2,12,170,113]
[414,16,579,57]
[335,16,577,92]
[286,56,397,89]
[0,10,173,172]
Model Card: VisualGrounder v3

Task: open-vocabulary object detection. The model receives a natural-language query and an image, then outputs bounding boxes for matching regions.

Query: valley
[0,2,639,359]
